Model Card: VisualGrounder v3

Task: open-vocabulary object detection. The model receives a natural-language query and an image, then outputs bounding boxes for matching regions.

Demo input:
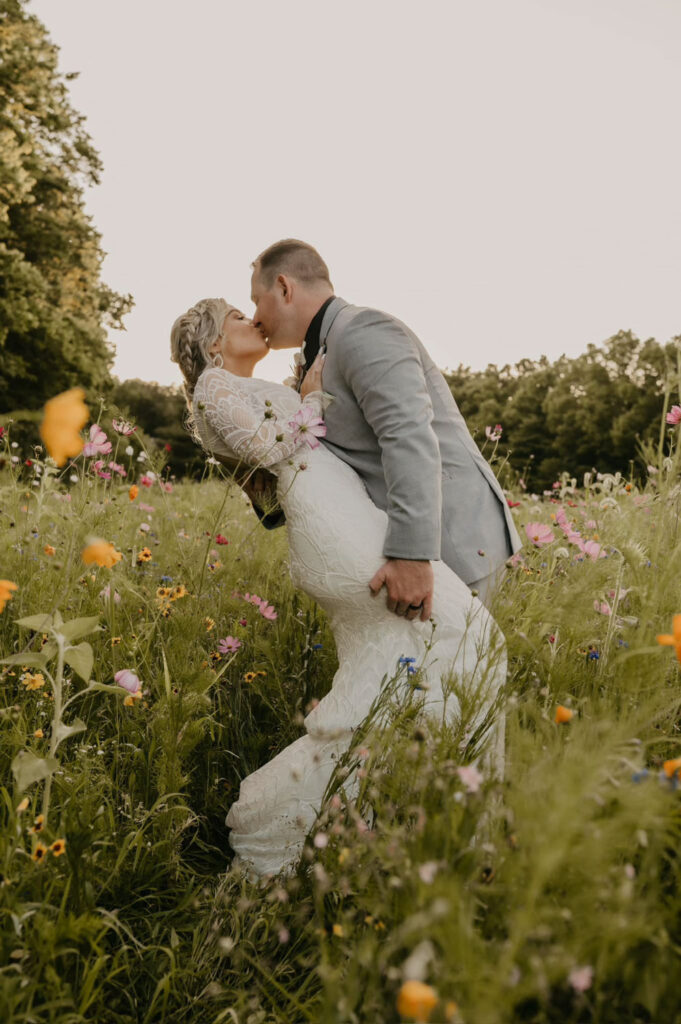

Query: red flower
[215,534,229,545]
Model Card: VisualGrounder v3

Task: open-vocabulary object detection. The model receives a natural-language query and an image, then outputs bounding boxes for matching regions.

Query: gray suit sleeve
[335,312,442,560]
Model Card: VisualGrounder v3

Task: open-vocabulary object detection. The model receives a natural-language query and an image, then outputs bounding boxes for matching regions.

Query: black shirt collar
[304,295,336,352]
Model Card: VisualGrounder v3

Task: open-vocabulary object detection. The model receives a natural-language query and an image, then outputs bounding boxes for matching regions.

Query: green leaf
[58,617,101,643]
[15,613,55,631]
[11,751,58,793]
[53,718,86,747]
[85,682,126,696]
[0,654,47,670]
[64,643,93,683]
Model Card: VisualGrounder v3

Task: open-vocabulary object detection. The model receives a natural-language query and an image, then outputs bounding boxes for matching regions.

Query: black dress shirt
[298,295,336,388]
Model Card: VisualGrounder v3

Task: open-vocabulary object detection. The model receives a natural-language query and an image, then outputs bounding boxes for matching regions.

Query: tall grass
[0,422,680,1023]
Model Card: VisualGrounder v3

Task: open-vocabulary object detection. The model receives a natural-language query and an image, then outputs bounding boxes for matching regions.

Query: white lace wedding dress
[192,367,506,878]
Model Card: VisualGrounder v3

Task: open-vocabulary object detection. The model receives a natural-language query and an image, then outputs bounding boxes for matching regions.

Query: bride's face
[211,307,268,364]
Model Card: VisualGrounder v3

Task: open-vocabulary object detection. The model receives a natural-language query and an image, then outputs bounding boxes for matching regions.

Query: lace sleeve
[194,368,324,468]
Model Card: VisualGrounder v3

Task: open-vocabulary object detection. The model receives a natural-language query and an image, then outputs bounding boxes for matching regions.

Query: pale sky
[30,0,681,388]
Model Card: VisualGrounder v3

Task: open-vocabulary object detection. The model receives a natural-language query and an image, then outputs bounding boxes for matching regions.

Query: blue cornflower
[312,643,323,650]
[399,656,416,665]
[160,575,173,582]
[631,770,649,783]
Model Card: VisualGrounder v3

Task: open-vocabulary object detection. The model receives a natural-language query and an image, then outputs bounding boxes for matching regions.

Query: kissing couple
[170,238,522,879]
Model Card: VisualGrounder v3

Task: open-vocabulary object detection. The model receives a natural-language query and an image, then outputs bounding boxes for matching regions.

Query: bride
[170,297,506,879]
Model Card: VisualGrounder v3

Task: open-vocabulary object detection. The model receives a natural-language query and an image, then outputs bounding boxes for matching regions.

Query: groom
[247,239,522,617]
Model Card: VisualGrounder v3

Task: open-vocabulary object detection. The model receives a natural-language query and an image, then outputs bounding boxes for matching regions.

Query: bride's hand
[300,351,325,399]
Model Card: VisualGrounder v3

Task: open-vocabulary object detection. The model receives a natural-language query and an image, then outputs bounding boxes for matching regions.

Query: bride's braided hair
[170,297,231,447]
[170,297,230,401]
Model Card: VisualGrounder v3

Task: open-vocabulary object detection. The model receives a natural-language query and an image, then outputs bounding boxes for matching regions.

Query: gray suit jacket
[315,297,522,584]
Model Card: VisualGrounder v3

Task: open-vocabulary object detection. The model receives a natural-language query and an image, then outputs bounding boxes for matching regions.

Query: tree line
[1,0,678,490]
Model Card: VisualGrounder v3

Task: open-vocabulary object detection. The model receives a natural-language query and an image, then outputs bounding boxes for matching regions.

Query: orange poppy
[656,615,681,664]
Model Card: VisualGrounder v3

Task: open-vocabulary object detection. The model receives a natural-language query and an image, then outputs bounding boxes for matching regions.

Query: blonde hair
[170,297,232,401]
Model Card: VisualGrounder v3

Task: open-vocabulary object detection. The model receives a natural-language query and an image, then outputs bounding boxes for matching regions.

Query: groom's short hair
[252,239,333,290]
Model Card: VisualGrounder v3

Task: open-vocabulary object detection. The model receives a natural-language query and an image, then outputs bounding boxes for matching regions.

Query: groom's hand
[369,558,433,622]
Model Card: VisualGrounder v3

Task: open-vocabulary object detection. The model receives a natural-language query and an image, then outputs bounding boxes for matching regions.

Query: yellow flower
[32,842,48,863]
[656,615,681,664]
[332,923,344,937]
[396,980,438,1022]
[50,838,67,857]
[110,636,122,646]
[17,797,29,814]
[30,814,45,834]
[0,580,18,614]
[22,672,45,691]
[124,691,143,707]
[82,540,122,569]
[555,705,573,724]
[39,387,88,466]
[663,757,681,779]
[243,672,257,683]
[33,728,44,738]
[205,617,215,632]
[156,587,172,600]
[43,545,56,557]
[169,584,188,601]
[137,547,152,563]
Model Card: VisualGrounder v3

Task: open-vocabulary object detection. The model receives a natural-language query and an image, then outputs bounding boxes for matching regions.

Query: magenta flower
[215,534,229,545]
[218,636,242,654]
[140,475,154,487]
[525,522,555,546]
[83,424,112,457]
[288,406,326,449]
[485,424,502,442]
[112,419,137,435]
[92,459,112,480]
[666,405,681,425]
[114,669,141,694]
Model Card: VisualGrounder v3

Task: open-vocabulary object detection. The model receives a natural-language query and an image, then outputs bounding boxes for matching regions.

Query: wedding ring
[408,603,424,610]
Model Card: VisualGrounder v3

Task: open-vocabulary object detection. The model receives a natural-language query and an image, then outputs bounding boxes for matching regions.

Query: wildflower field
[1,396,681,1024]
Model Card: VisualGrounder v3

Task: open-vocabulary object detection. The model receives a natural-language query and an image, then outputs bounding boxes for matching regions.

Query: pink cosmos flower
[258,602,277,621]
[140,475,154,488]
[666,405,681,425]
[568,965,594,993]
[218,636,242,654]
[456,764,483,794]
[525,522,555,546]
[485,424,503,442]
[108,461,127,477]
[139,502,155,512]
[594,600,612,616]
[83,424,112,457]
[583,540,607,559]
[114,669,141,694]
[288,406,326,449]
[161,482,173,493]
[112,419,137,436]
[92,459,112,480]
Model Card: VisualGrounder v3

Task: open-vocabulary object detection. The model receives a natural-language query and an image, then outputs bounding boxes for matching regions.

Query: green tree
[0,0,132,412]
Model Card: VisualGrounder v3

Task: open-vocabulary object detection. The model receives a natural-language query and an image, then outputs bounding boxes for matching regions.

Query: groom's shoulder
[335,301,415,344]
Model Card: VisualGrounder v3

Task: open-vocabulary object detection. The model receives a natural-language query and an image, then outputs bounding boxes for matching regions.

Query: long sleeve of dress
[194,368,325,469]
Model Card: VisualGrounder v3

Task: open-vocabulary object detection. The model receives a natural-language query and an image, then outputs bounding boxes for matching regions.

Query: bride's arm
[195,368,325,469]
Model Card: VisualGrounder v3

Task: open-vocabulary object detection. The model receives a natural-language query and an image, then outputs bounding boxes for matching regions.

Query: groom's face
[250,269,301,350]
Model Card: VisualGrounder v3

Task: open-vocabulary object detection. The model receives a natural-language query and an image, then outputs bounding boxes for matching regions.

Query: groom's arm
[335,311,443,562]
